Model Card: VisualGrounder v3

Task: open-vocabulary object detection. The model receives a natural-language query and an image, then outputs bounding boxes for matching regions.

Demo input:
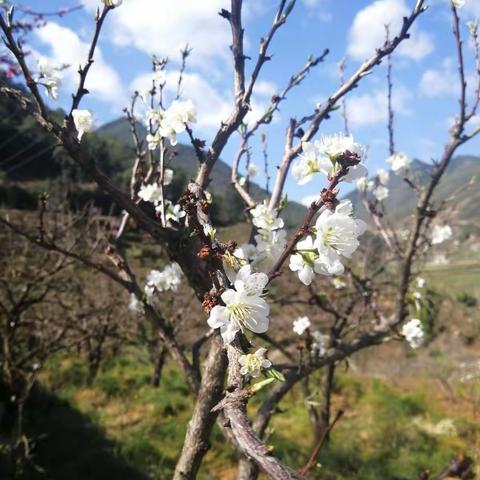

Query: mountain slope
[97,118,308,228]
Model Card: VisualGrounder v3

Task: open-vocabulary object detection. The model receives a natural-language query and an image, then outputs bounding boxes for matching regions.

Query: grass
[18,350,479,480]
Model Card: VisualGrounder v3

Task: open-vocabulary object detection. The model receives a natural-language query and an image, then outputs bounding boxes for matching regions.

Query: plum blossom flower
[208,265,270,344]
[316,133,368,182]
[203,223,217,240]
[292,142,331,185]
[37,58,62,100]
[138,182,162,204]
[312,331,328,356]
[387,152,411,174]
[376,169,389,185]
[72,109,93,141]
[159,100,196,146]
[356,176,374,192]
[431,224,452,245]
[146,262,183,294]
[314,200,367,275]
[452,0,465,7]
[373,185,389,202]
[239,348,272,377]
[289,236,338,285]
[401,318,425,348]
[161,201,186,224]
[128,293,144,313]
[247,163,259,178]
[164,168,174,186]
[416,277,426,289]
[146,132,161,150]
[250,201,284,231]
[223,246,252,283]
[293,316,311,335]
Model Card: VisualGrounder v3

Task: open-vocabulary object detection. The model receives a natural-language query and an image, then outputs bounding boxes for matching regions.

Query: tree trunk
[173,335,226,480]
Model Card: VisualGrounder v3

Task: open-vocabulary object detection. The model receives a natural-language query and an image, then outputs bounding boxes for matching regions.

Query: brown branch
[298,409,344,476]
[69,4,113,114]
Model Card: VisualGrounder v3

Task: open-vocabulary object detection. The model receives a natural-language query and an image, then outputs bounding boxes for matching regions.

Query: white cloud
[83,0,232,70]
[347,0,434,61]
[346,84,411,128]
[301,0,333,21]
[34,22,126,109]
[419,58,477,98]
[419,58,456,97]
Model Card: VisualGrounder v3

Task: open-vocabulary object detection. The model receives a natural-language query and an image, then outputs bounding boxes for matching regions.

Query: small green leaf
[265,367,286,382]
[279,194,288,210]
[251,377,275,392]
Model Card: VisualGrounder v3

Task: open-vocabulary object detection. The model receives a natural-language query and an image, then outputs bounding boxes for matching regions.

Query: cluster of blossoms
[138,178,186,224]
[207,265,269,344]
[238,348,272,378]
[37,58,62,100]
[431,224,453,245]
[357,169,390,202]
[129,262,183,313]
[289,200,366,285]
[401,318,425,349]
[146,100,197,148]
[292,134,368,186]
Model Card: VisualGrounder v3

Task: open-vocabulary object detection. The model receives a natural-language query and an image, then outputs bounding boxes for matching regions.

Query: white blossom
[314,200,367,275]
[312,331,328,356]
[146,132,161,151]
[239,348,272,378]
[164,168,174,186]
[159,100,196,146]
[37,58,62,100]
[238,176,247,186]
[376,168,389,185]
[292,142,331,185]
[250,201,284,231]
[387,152,411,174]
[452,0,465,7]
[416,277,426,289]
[431,224,452,245]
[138,182,162,204]
[401,318,425,348]
[160,201,186,224]
[208,265,270,344]
[146,262,183,294]
[356,177,374,192]
[128,293,144,313]
[72,109,93,141]
[203,223,217,240]
[294,136,368,185]
[293,316,311,335]
[247,163,259,178]
[373,185,389,202]
[104,0,123,6]
[289,236,335,285]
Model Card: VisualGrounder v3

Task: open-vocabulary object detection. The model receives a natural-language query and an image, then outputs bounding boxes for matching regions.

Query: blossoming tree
[1,0,480,478]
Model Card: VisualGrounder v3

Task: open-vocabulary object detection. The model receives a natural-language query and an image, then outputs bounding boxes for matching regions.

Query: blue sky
[18,0,480,204]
